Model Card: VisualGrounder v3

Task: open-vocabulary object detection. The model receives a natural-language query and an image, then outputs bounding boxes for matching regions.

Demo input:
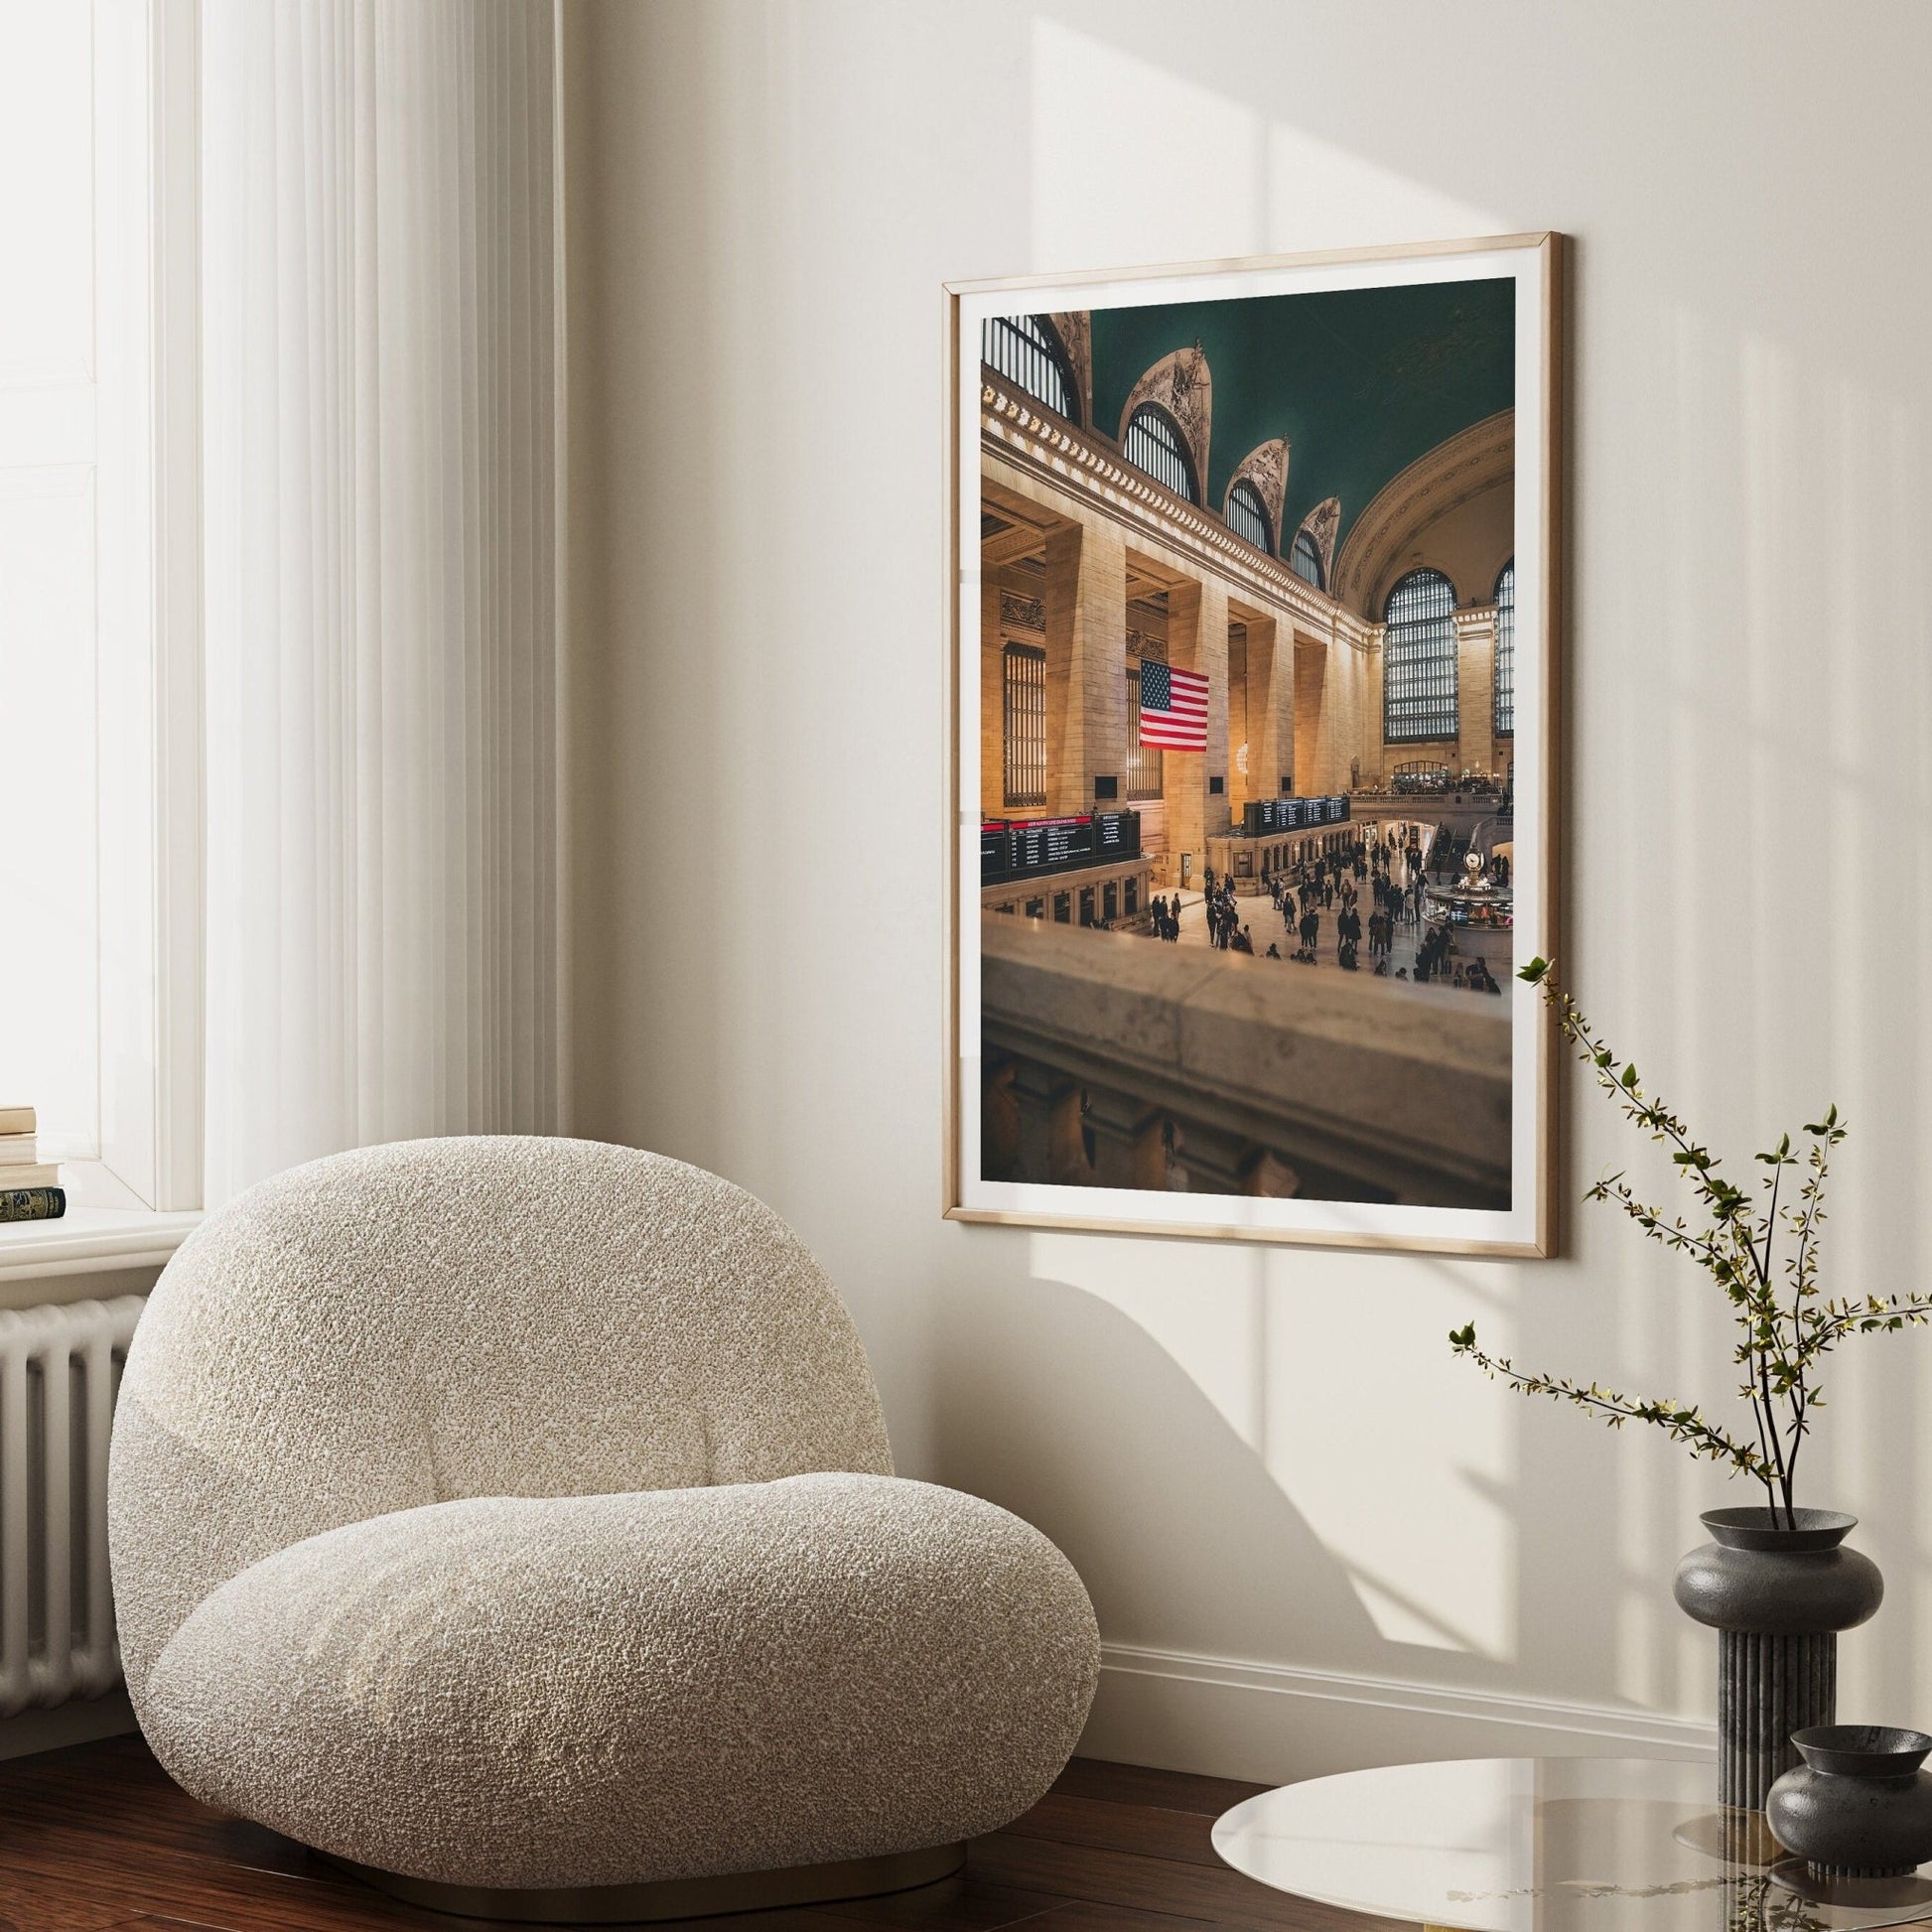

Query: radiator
[0,1296,145,1717]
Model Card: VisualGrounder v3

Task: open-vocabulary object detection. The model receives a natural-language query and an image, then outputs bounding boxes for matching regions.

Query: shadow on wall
[930,1255,1381,1666]
[926,1240,1722,1783]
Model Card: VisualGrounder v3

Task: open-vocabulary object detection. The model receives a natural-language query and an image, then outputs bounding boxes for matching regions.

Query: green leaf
[1519,957,1550,984]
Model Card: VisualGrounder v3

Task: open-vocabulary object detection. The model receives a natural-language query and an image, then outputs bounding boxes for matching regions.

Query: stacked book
[0,1107,64,1223]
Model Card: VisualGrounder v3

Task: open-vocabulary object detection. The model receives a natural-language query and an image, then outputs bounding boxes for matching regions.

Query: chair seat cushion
[138,1471,1099,1889]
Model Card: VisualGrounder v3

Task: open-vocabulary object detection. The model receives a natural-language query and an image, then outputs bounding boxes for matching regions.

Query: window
[1383,568,1458,744]
[1493,558,1515,739]
[1003,644,1047,806]
[1125,668,1164,800]
[1123,403,1196,501]
[981,315,1078,425]
[1225,478,1271,552]
[0,0,201,1209]
[1290,529,1324,590]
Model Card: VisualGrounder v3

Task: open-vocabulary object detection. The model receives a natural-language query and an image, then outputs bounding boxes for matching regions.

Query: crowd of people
[1202,875,1253,952]
[1260,832,1421,971]
[1135,829,1507,999]
[1147,894,1184,941]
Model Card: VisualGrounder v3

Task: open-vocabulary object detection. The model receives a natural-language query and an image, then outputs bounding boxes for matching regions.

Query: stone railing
[979,913,1511,1207]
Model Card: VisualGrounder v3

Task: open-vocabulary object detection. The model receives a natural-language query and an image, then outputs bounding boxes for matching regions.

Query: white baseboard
[0,1689,137,1762]
[0,1647,1718,1784]
[1080,1642,1717,1786]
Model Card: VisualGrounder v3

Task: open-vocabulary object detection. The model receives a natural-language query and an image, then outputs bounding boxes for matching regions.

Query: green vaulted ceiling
[1087,277,1515,558]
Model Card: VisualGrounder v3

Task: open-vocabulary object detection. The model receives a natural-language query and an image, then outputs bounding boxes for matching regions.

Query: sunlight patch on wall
[1260,121,1504,258]
[1030,20,1503,274]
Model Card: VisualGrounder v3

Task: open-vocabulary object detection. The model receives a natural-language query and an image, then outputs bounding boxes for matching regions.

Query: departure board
[981,811,1141,885]
[1239,795,1349,836]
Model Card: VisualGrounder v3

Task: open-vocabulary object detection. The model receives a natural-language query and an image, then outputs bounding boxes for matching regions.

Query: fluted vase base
[1719,1628,1836,1813]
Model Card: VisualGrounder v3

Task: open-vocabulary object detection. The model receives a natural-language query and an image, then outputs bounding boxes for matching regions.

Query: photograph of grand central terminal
[973,275,1525,1216]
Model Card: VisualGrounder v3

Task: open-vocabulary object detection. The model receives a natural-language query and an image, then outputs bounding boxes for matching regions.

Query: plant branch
[1448,1327,1773,1484]
[1445,959,1900,1520]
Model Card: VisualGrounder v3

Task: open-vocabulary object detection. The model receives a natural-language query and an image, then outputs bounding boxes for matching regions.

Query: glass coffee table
[1211,1757,1932,1930]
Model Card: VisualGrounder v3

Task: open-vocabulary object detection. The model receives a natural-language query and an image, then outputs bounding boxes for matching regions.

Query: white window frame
[2,0,202,1261]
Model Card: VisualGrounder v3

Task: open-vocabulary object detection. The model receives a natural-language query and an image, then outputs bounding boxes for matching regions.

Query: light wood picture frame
[945,233,1564,1256]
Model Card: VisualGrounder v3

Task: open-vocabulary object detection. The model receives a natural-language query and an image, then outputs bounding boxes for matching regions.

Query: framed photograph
[944,233,1563,1255]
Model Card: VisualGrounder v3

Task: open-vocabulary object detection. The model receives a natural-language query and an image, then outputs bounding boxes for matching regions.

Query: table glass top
[1211,1757,1932,1931]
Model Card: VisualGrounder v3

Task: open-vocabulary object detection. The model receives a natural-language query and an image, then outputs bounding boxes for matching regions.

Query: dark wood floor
[0,1736,1401,1932]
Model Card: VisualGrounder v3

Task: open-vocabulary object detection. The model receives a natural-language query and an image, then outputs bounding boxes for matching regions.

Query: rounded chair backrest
[108,1137,893,1700]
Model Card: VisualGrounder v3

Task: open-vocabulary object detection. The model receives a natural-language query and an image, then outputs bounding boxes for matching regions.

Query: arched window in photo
[979,315,1078,425]
[1492,558,1515,740]
[1125,666,1164,800]
[1225,477,1271,552]
[1290,528,1324,590]
[1122,402,1197,502]
[1383,568,1458,744]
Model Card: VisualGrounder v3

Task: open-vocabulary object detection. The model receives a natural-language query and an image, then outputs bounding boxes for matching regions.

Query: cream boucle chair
[108,1138,1099,1924]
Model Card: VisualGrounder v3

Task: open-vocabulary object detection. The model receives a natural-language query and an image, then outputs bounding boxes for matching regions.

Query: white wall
[563,0,1932,1781]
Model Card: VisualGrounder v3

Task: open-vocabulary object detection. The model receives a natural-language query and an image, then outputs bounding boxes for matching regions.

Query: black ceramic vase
[1765,1726,1932,1878]
[1673,1507,1883,1811]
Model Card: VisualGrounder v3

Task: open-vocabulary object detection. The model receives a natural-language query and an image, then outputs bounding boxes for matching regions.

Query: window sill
[0,1206,201,1287]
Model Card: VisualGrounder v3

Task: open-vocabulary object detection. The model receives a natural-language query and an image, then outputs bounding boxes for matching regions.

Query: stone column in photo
[1082,1087,1167,1190]
[1225,624,1250,814]
[1296,624,1356,794]
[1455,606,1497,776]
[1240,613,1295,803]
[1362,633,1387,788]
[1165,576,1232,871]
[1040,518,1129,817]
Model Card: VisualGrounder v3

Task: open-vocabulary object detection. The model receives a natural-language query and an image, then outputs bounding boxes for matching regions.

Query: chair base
[321,1839,967,1924]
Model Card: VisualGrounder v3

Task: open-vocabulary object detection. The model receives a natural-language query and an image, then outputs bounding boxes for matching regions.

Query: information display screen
[1244,797,1309,833]
[981,810,1141,886]
[1241,795,1349,835]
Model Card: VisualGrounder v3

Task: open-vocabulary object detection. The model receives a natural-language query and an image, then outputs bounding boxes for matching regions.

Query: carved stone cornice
[1118,345,1213,495]
[1295,496,1340,582]
[1001,591,1045,633]
[981,371,1372,649]
[1045,311,1092,430]
[1331,410,1514,618]
[1452,604,1499,637]
[1228,439,1289,545]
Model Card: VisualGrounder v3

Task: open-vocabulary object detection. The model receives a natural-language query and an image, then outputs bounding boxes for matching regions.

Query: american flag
[1138,660,1208,750]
